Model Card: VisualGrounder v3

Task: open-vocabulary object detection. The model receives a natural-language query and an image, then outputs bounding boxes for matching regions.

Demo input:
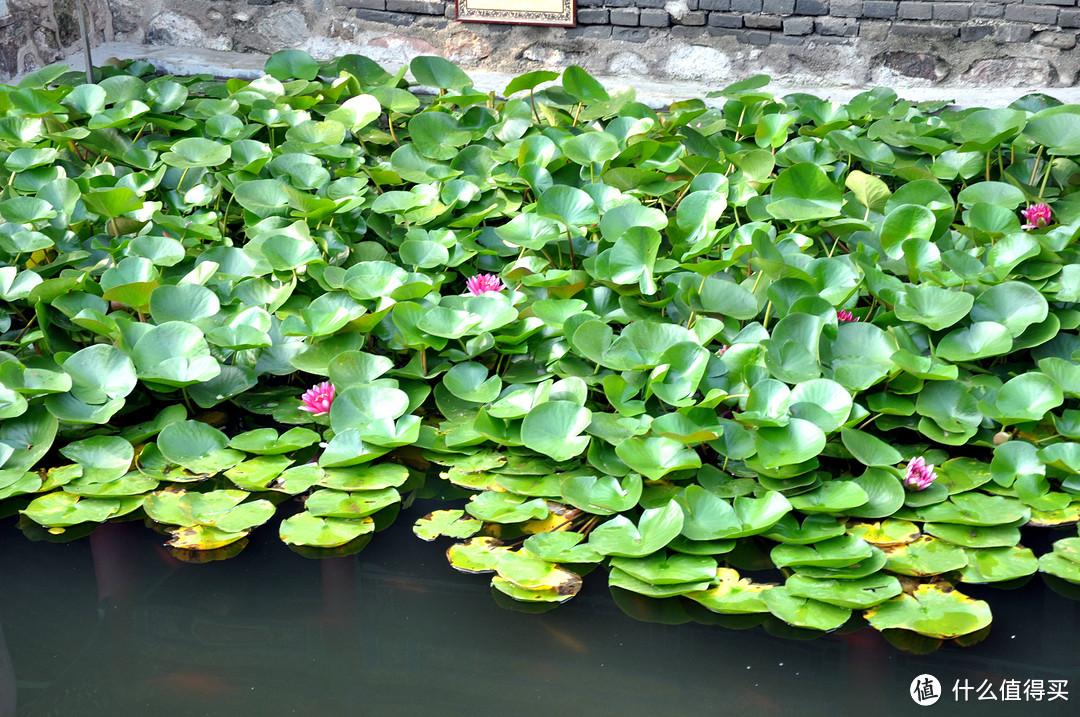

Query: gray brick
[639,7,671,24]
[891,22,959,37]
[686,0,700,8]
[635,0,668,7]
[793,0,827,14]
[1005,3,1057,23]
[971,3,1004,18]
[783,15,814,32]
[385,0,443,13]
[932,2,968,20]
[1035,29,1076,48]
[611,7,640,23]
[1060,9,1080,27]
[897,1,930,19]
[565,24,613,37]
[670,23,709,37]
[763,0,795,12]
[959,23,994,40]
[743,29,772,43]
[342,0,385,9]
[745,13,783,27]
[997,23,1033,41]
[816,15,857,34]
[613,27,650,40]
[1031,0,1073,5]
[352,8,415,23]
[699,0,730,8]
[862,1,897,18]
[576,0,604,6]
[677,10,708,22]
[830,0,862,17]
[577,7,609,22]
[730,0,762,10]
[604,0,633,7]
[708,11,744,25]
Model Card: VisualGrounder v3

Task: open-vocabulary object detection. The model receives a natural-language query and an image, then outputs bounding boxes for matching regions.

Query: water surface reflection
[0,505,1076,716]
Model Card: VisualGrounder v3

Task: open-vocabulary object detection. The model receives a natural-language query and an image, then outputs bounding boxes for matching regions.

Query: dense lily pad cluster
[2,50,1080,642]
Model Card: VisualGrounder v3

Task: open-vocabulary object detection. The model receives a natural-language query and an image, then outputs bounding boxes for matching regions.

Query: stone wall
[6,0,1080,87]
[0,0,112,78]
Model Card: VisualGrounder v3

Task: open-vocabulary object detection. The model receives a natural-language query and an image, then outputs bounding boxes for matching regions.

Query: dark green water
[1,502,1077,717]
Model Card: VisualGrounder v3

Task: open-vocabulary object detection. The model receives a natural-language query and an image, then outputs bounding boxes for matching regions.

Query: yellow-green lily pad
[911,492,1030,526]
[523,531,603,563]
[1039,552,1080,584]
[684,568,773,614]
[792,546,887,579]
[0,469,41,500]
[1053,536,1080,564]
[785,573,903,609]
[167,523,248,550]
[960,546,1038,583]
[269,463,324,494]
[495,550,582,595]
[412,509,483,541]
[22,492,137,527]
[882,536,968,576]
[465,490,549,523]
[1027,501,1080,527]
[223,454,294,491]
[788,481,869,513]
[61,471,158,497]
[865,583,992,638]
[447,536,511,573]
[667,536,738,556]
[227,426,319,454]
[491,574,575,603]
[846,519,921,546]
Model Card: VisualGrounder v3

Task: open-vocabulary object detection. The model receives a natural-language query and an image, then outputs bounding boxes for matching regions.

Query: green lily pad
[960,546,1038,583]
[608,567,713,599]
[223,455,293,491]
[279,511,374,548]
[785,573,902,609]
[882,536,968,576]
[763,514,847,544]
[465,491,549,523]
[684,568,773,614]
[771,535,874,568]
[447,536,512,573]
[413,509,483,541]
[523,531,603,563]
[761,586,852,631]
[922,522,1020,548]
[587,500,684,557]
[845,519,921,546]
[610,551,718,585]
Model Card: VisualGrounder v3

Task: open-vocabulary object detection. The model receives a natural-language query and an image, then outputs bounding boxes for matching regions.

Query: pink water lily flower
[299,381,335,415]
[1021,203,1052,229]
[836,309,858,322]
[904,456,936,491]
[466,273,505,296]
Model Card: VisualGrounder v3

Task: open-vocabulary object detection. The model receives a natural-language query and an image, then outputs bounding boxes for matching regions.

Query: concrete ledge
[21,41,1080,109]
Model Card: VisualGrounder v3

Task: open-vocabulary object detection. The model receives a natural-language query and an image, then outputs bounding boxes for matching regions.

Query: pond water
[1,501,1077,717]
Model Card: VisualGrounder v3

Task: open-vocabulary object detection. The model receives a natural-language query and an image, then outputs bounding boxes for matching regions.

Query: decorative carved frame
[456,0,574,27]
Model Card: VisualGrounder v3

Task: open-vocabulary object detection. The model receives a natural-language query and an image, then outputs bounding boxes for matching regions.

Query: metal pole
[75,0,94,83]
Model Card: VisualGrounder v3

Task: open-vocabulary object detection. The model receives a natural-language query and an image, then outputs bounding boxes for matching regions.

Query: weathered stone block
[959,23,994,41]
[859,19,889,39]
[743,29,772,43]
[730,0,762,11]
[793,0,827,14]
[341,0,385,9]
[1059,9,1080,27]
[611,7,641,24]
[883,50,938,79]
[763,0,795,13]
[815,15,857,34]
[1029,0,1072,6]
[891,22,958,38]
[708,11,743,25]
[932,2,969,21]
[996,22,1033,42]
[640,8,671,25]
[565,24,613,37]
[698,0,730,9]
[744,13,782,28]
[1004,3,1057,24]
[862,1,897,18]
[676,10,708,23]
[897,1,930,19]
[577,7,609,22]
[783,16,813,33]
[670,24,708,37]
[635,0,668,8]
[353,8,415,24]
[386,0,444,14]
[830,0,862,18]
[971,3,1004,18]
[1035,29,1077,48]
[613,26,650,40]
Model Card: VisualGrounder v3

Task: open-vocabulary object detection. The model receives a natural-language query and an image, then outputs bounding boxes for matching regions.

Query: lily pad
[864,584,992,639]
[280,511,374,548]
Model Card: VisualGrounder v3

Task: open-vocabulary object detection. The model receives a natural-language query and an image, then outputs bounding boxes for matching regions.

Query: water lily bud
[993,431,1011,445]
